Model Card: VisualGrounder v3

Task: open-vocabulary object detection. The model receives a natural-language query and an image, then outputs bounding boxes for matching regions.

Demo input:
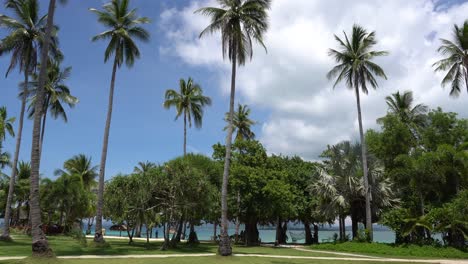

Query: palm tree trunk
[38,98,49,160]
[183,112,187,156]
[29,0,56,256]
[94,54,119,243]
[354,85,373,241]
[219,50,237,257]
[0,69,29,241]
[234,190,240,242]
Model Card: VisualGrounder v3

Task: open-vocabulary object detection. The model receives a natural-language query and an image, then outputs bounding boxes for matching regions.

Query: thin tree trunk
[304,221,313,245]
[94,54,119,243]
[29,0,56,256]
[38,98,48,159]
[275,216,281,246]
[313,224,319,244]
[354,85,373,241]
[235,190,240,242]
[183,112,187,156]
[338,215,343,241]
[213,221,217,241]
[0,69,29,241]
[219,48,237,257]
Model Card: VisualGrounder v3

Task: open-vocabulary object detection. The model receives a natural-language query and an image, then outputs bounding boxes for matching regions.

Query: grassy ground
[0,235,331,257]
[310,242,468,259]
[0,257,426,264]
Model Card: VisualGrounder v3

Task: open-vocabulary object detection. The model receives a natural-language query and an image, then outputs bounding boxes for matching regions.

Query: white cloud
[160,0,468,160]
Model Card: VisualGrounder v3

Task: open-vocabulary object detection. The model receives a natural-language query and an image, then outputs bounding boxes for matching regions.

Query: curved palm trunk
[218,52,237,256]
[29,0,56,256]
[354,86,373,241]
[0,70,29,241]
[94,55,119,243]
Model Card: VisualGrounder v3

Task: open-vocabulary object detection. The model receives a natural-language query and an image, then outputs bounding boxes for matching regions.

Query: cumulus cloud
[160,0,468,160]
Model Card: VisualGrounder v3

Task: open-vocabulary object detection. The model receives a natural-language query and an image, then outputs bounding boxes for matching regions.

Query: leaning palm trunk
[29,0,56,256]
[0,69,29,240]
[183,113,187,156]
[95,55,119,243]
[38,97,49,159]
[354,86,372,241]
[219,51,237,256]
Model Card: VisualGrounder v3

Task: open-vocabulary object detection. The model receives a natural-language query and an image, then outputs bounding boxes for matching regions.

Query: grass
[0,257,426,264]
[0,235,331,257]
[310,242,468,259]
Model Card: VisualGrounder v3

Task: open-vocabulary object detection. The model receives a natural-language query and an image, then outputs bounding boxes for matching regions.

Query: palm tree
[23,60,78,155]
[90,0,150,243]
[197,0,271,255]
[0,107,15,141]
[133,161,156,175]
[27,0,67,255]
[164,77,212,156]
[54,154,98,190]
[327,24,388,241]
[433,21,468,96]
[0,0,58,242]
[224,104,256,141]
[383,91,427,125]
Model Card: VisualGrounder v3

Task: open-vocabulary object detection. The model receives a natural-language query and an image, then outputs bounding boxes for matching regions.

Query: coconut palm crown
[433,20,468,96]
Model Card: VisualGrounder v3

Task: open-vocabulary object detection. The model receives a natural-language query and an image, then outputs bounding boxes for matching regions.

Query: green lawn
[0,235,331,257]
[0,257,427,264]
[310,242,468,259]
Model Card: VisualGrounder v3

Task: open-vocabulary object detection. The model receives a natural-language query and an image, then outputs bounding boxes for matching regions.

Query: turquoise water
[90,221,396,243]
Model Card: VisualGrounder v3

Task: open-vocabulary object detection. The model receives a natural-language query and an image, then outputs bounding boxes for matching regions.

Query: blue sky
[1,0,468,180]
[0,0,267,179]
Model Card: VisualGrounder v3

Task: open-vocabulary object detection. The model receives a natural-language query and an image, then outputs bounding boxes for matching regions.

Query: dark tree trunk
[244,217,259,246]
[304,221,313,245]
[351,215,358,240]
[338,215,343,241]
[213,221,217,241]
[172,216,184,244]
[188,221,199,244]
[0,67,29,241]
[95,52,119,244]
[313,224,319,244]
[354,85,373,241]
[275,216,281,246]
[29,0,56,256]
[219,49,237,257]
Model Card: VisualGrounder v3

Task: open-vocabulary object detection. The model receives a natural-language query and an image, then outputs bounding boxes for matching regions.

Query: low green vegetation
[0,257,424,264]
[310,242,468,259]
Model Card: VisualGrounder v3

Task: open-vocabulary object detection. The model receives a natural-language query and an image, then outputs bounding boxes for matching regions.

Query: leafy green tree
[0,107,15,141]
[0,0,58,242]
[164,77,212,156]
[54,154,98,190]
[197,0,271,254]
[90,0,150,243]
[433,20,468,96]
[327,25,388,240]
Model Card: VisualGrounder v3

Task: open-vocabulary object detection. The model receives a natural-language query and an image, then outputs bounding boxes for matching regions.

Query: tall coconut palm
[197,0,271,255]
[327,24,388,241]
[0,0,58,242]
[54,154,98,190]
[224,104,256,141]
[28,0,67,255]
[90,0,150,243]
[23,60,78,155]
[133,161,156,175]
[164,77,212,156]
[433,21,468,96]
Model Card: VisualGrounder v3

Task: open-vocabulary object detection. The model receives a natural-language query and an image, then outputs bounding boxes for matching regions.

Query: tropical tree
[164,77,212,156]
[23,60,78,155]
[0,0,59,242]
[197,0,271,255]
[327,24,388,241]
[133,161,157,175]
[54,154,98,190]
[0,107,15,141]
[224,104,256,141]
[382,91,427,126]
[90,0,150,243]
[433,21,468,96]
[27,0,68,255]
